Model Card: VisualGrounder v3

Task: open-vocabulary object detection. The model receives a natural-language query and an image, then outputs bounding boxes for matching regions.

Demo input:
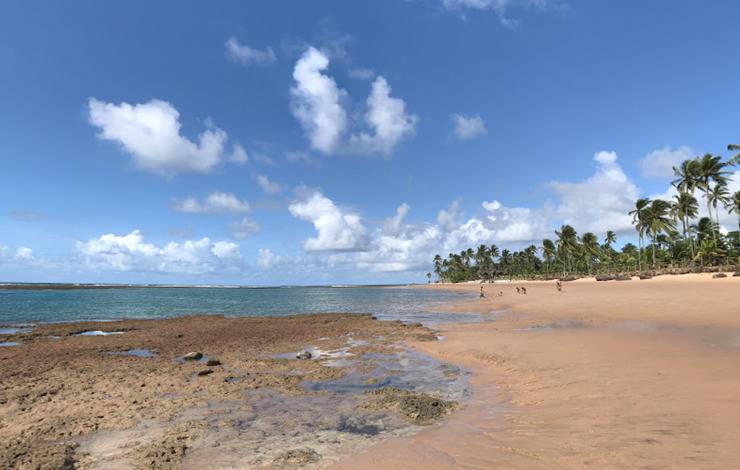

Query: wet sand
[0,313,458,469]
[332,273,740,469]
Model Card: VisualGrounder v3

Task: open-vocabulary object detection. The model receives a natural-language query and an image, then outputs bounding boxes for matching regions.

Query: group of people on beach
[479,280,563,299]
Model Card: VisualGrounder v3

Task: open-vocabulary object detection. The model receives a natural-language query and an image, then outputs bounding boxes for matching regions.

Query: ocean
[0,286,476,325]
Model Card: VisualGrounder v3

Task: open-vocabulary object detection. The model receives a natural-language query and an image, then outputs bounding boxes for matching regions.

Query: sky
[1,0,739,285]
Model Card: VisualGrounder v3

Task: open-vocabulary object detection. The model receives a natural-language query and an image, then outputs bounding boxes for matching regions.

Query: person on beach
[521,287,527,294]
[480,285,485,298]
[556,280,562,292]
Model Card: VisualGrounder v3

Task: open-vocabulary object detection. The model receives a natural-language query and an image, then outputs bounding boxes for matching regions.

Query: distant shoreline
[0,282,415,291]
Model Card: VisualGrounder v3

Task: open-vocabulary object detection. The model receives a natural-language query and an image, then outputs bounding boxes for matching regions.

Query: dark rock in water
[362,387,455,424]
[595,275,613,281]
[205,359,221,367]
[197,369,213,376]
[182,351,203,361]
[296,350,312,360]
[272,448,320,466]
[713,273,728,278]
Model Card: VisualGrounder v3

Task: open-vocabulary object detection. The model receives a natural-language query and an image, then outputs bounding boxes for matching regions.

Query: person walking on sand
[556,280,562,292]
[480,285,485,298]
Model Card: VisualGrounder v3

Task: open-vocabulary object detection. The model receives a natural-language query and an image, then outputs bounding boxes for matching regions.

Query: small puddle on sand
[0,326,32,335]
[0,341,20,347]
[75,330,125,337]
[108,348,157,358]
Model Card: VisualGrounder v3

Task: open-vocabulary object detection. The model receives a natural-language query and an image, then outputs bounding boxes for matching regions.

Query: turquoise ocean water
[0,286,476,325]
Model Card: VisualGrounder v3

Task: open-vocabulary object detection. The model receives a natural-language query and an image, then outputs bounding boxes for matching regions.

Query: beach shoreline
[331,273,740,469]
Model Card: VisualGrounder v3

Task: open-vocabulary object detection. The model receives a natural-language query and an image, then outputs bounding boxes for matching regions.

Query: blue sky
[1,0,739,284]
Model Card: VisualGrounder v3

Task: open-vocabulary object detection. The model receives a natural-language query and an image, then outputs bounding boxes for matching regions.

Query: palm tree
[707,183,730,232]
[581,232,599,274]
[694,154,731,243]
[728,144,740,166]
[433,254,443,281]
[426,272,432,283]
[729,191,740,233]
[605,230,616,246]
[541,239,555,277]
[499,249,512,277]
[643,199,675,268]
[629,198,651,271]
[671,192,699,260]
[555,225,578,275]
[671,159,698,193]
[602,231,616,273]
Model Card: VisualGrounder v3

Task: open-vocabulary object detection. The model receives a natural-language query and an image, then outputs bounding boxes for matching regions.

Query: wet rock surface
[362,387,456,424]
[0,313,463,469]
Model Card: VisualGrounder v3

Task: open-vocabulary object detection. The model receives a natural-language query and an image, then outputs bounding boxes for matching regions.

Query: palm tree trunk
[651,235,657,269]
[707,197,717,243]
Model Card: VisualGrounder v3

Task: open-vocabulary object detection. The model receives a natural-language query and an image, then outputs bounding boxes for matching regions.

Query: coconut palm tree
[643,199,675,268]
[555,225,578,275]
[693,154,731,243]
[671,159,698,193]
[629,198,651,271]
[433,254,443,280]
[671,191,699,260]
[541,239,555,277]
[728,144,740,166]
[707,183,730,232]
[729,190,740,233]
[581,232,599,274]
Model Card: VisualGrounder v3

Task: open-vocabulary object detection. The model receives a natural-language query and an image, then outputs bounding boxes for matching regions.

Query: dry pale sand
[331,273,740,469]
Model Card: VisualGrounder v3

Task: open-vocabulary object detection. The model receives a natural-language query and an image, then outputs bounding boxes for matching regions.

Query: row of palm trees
[429,146,739,282]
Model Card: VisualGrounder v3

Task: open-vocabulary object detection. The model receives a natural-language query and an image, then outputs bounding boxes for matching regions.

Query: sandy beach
[332,273,740,469]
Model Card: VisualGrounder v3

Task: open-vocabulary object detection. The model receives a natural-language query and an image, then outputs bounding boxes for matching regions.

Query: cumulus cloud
[75,230,242,274]
[383,203,410,235]
[256,174,282,195]
[15,247,33,259]
[290,47,416,156]
[451,113,487,140]
[230,217,260,239]
[88,98,227,176]
[638,145,695,179]
[348,77,417,156]
[229,143,249,164]
[257,248,281,269]
[172,192,251,214]
[224,37,276,66]
[288,188,367,251]
[290,47,348,154]
[436,200,463,231]
[548,151,638,234]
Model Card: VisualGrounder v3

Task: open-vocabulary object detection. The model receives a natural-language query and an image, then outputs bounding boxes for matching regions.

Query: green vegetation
[432,148,739,282]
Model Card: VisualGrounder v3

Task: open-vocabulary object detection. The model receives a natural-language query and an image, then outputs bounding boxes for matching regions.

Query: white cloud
[229,143,249,164]
[290,47,416,156]
[75,230,242,274]
[15,246,33,259]
[288,188,367,251]
[257,248,281,269]
[224,37,276,66]
[451,113,487,140]
[230,217,260,239]
[638,145,694,179]
[348,77,417,156]
[442,0,552,26]
[383,203,410,235]
[172,192,251,214]
[256,174,282,195]
[437,200,462,231]
[290,47,348,154]
[548,150,638,234]
[88,98,227,176]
